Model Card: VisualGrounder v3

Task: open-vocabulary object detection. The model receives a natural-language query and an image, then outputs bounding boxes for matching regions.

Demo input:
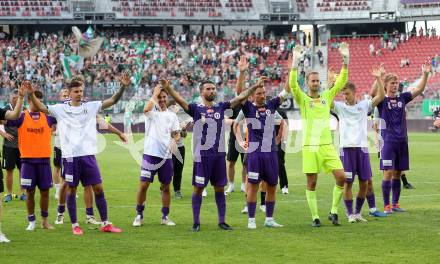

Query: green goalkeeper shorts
[302,144,343,174]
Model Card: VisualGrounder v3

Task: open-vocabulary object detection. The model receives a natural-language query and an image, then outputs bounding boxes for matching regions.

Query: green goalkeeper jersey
[289,68,348,147]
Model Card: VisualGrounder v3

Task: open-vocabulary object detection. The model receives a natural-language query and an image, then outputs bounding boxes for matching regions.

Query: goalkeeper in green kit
[289,43,349,227]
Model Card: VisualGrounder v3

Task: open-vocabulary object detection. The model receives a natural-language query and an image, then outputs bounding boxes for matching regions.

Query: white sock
[369,207,377,213]
[265,217,273,221]
[72,223,79,228]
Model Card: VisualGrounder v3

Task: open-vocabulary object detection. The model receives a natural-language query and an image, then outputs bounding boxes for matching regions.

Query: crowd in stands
[0,29,318,110]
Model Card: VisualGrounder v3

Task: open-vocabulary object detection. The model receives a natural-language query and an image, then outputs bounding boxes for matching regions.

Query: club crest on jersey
[265,109,271,115]
[398,102,403,108]
[214,112,221,119]
[321,100,326,105]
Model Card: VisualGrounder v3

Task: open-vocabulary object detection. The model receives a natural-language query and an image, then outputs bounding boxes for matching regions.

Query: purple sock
[247,202,257,218]
[41,211,48,218]
[266,201,275,218]
[66,193,77,224]
[95,192,108,222]
[344,199,353,215]
[355,197,365,214]
[382,180,391,207]
[161,207,169,220]
[136,204,145,219]
[215,192,226,224]
[192,193,202,225]
[58,204,65,214]
[86,207,94,216]
[28,214,36,222]
[366,193,376,209]
[391,179,401,206]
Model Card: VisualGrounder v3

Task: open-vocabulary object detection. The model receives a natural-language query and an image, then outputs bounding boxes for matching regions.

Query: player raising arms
[132,84,180,227]
[371,60,431,214]
[332,65,385,223]
[162,77,264,232]
[28,72,130,235]
[243,76,291,229]
[289,43,349,227]
[0,82,25,243]
[6,84,57,231]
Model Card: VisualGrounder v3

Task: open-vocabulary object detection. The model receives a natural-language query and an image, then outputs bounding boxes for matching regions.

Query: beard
[205,94,216,102]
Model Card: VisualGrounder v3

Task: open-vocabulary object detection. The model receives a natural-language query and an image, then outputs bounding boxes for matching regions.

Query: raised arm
[278,74,291,102]
[160,79,189,112]
[371,65,386,107]
[144,84,162,113]
[5,82,25,120]
[289,46,305,103]
[411,62,431,99]
[236,56,249,95]
[230,76,268,108]
[101,72,130,110]
[370,63,385,97]
[327,42,349,99]
[26,82,49,114]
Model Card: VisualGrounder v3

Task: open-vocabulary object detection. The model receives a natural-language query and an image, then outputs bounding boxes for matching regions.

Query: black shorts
[227,139,245,163]
[2,146,21,170]
[53,147,62,167]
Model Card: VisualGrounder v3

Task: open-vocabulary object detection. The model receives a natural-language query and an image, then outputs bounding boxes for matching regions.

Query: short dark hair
[67,75,85,90]
[199,80,215,91]
[343,81,356,91]
[306,71,319,81]
[11,89,19,96]
[34,90,43,99]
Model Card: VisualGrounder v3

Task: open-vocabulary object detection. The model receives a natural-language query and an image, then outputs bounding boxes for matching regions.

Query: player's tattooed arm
[160,79,189,112]
[144,84,162,113]
[411,61,431,99]
[25,81,50,115]
[278,75,291,102]
[236,56,249,95]
[371,65,386,107]
[5,81,25,120]
[230,76,268,107]
[97,115,128,143]
[102,71,130,110]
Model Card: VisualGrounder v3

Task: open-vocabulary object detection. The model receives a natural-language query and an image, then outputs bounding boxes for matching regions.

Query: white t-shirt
[48,101,102,158]
[333,99,372,148]
[143,109,180,159]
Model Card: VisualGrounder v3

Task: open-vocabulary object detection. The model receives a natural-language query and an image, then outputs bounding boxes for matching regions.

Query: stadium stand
[401,0,440,8]
[316,0,371,12]
[0,0,70,17]
[108,0,258,18]
[328,35,440,100]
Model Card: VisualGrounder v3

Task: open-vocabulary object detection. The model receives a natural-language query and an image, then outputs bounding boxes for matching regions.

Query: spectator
[369,43,375,56]
[317,50,324,65]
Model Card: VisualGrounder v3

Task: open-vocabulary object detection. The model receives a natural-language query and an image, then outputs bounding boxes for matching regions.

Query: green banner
[422,99,440,116]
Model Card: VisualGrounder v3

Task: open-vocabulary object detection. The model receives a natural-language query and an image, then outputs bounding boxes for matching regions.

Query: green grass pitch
[1,133,439,263]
